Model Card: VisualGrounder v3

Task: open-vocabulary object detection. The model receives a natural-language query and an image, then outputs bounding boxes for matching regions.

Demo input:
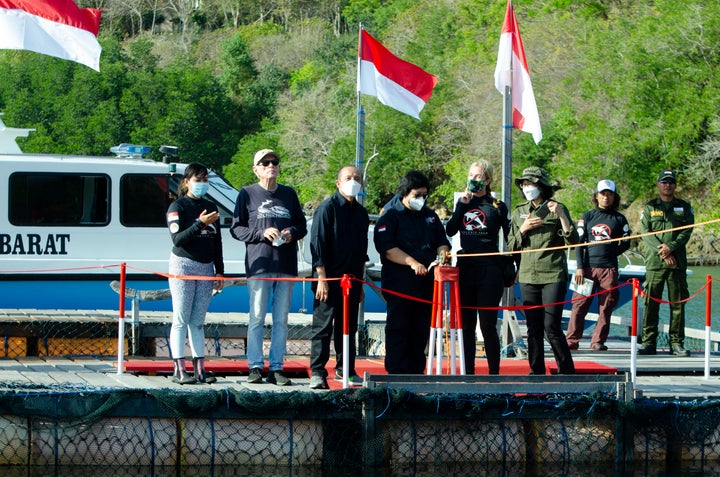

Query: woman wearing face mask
[507,167,578,375]
[445,160,510,375]
[166,163,224,384]
[374,170,451,374]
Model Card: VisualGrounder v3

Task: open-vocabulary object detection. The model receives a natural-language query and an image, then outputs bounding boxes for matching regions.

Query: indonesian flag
[0,0,102,71]
[493,1,542,144]
[357,29,438,119]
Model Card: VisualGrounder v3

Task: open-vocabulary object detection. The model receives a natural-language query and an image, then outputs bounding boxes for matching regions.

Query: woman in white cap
[507,167,578,374]
[565,180,631,352]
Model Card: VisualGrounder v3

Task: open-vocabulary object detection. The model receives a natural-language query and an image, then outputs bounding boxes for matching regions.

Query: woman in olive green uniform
[508,167,578,375]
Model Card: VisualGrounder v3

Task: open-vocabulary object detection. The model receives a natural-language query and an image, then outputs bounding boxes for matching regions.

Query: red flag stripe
[499,0,530,77]
[360,30,437,103]
[0,0,101,35]
[493,0,542,144]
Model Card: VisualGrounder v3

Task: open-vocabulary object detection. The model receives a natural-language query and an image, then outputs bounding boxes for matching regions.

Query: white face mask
[189,182,209,198]
[522,185,540,201]
[340,179,362,197]
[408,196,426,211]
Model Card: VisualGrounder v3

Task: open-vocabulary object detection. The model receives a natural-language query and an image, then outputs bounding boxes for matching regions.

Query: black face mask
[467,179,485,193]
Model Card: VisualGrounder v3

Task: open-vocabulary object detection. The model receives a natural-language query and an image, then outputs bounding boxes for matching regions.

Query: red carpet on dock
[120,357,617,385]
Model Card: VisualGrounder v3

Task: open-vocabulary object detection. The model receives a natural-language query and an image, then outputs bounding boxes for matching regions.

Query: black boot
[172,358,197,385]
[193,357,217,384]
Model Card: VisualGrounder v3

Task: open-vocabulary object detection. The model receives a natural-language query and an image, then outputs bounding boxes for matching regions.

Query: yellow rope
[454,217,720,259]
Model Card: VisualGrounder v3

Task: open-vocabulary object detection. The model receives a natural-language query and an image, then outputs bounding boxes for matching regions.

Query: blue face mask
[190,182,209,198]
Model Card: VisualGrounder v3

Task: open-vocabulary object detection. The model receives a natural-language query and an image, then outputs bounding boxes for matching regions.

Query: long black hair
[592,191,621,210]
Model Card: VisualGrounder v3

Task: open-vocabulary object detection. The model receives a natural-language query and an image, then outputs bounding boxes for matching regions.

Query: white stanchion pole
[704,274,713,380]
[427,328,437,375]
[427,279,441,375]
[117,262,127,375]
[343,333,349,388]
[449,328,457,375]
[435,313,443,375]
[705,326,711,380]
[630,335,637,384]
[452,279,466,375]
[341,275,351,388]
[117,317,125,375]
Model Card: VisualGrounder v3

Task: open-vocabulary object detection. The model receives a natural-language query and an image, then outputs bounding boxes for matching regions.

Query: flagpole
[355,23,368,355]
[355,23,366,207]
[499,3,525,359]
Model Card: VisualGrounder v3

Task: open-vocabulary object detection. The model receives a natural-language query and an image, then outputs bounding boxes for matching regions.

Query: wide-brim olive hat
[514,166,553,189]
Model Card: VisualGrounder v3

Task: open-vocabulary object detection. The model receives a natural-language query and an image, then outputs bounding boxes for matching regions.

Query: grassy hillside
[0,0,717,260]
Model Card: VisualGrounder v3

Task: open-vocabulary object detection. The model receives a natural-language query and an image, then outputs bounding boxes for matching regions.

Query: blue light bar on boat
[110,144,152,157]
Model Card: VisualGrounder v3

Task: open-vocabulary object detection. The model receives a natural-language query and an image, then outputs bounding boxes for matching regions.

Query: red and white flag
[493,1,542,144]
[357,29,437,120]
[0,0,102,71]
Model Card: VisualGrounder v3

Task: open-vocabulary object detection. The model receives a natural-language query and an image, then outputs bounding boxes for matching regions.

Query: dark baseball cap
[657,170,676,182]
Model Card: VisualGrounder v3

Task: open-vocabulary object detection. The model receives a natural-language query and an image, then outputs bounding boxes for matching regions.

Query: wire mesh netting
[0,316,394,359]
[1,385,720,474]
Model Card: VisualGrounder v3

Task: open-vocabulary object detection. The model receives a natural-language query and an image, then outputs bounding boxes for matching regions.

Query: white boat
[0,115,316,312]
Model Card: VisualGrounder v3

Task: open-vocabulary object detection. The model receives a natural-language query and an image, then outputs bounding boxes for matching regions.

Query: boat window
[207,178,236,226]
[9,173,110,226]
[120,174,176,227]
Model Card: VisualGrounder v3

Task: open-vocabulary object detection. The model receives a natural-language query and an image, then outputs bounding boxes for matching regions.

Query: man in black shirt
[309,166,370,389]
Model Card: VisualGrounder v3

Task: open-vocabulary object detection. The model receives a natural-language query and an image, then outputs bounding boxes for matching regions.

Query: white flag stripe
[512,49,541,143]
[493,1,542,144]
[0,7,101,71]
[359,58,427,120]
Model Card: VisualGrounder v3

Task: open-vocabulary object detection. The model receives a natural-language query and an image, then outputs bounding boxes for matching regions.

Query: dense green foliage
[0,0,718,234]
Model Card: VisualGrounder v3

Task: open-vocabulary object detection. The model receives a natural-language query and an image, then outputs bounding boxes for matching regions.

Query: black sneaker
[670,344,690,357]
[196,372,217,384]
[172,375,197,385]
[334,370,363,385]
[247,367,263,384]
[637,344,656,355]
[591,343,608,352]
[267,370,291,386]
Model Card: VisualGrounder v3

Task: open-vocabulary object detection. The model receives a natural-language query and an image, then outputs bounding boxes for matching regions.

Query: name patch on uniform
[673,207,685,215]
[650,210,664,217]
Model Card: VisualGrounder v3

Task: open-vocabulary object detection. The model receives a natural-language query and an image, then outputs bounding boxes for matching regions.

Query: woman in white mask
[373,170,451,374]
[507,167,578,375]
[166,163,224,384]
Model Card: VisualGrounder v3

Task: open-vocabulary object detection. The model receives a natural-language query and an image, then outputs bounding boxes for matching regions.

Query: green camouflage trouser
[641,268,689,347]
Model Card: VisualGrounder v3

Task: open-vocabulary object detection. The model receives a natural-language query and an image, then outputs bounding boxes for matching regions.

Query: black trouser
[459,260,504,374]
[520,282,575,374]
[383,280,433,374]
[309,282,360,377]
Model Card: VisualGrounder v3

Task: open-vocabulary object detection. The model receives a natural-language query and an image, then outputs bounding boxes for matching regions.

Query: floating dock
[1,308,720,475]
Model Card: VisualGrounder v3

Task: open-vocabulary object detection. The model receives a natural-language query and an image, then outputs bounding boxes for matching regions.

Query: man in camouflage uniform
[638,170,694,356]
